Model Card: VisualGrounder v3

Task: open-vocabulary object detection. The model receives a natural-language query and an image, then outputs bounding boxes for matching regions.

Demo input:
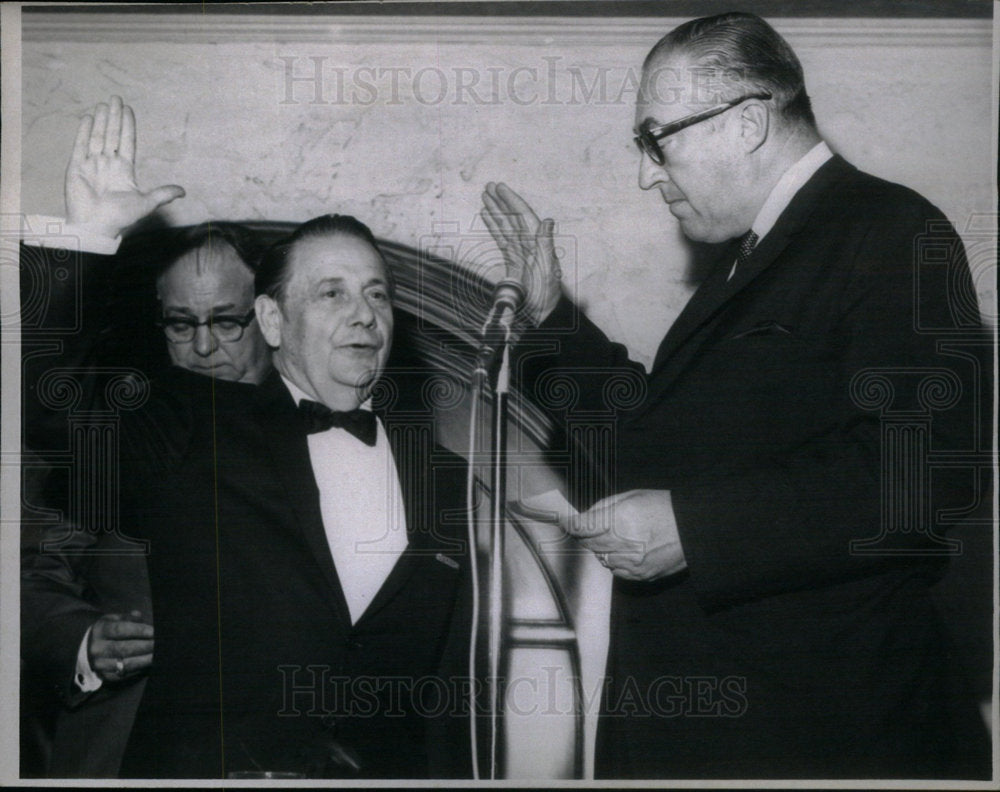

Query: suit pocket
[723,320,794,340]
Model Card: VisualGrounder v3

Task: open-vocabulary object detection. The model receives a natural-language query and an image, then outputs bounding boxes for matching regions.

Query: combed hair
[156,221,263,286]
[255,214,390,302]
[645,11,815,128]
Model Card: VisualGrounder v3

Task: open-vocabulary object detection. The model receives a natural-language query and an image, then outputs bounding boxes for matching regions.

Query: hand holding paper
[568,489,687,582]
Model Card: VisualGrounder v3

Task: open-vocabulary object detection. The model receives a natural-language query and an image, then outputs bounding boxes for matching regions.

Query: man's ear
[255,294,283,348]
[739,100,769,153]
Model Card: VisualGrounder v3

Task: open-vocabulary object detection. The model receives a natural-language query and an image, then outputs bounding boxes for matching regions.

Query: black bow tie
[297,400,378,446]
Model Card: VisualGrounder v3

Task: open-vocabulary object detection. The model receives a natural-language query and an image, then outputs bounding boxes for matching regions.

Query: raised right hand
[66,95,185,238]
[87,610,154,682]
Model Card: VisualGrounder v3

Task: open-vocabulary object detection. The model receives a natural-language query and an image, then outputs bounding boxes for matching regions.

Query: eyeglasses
[156,308,257,344]
[634,92,772,166]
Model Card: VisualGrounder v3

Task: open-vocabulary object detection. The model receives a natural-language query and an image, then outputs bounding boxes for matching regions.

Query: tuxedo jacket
[21,246,472,779]
[109,367,473,779]
[521,156,991,779]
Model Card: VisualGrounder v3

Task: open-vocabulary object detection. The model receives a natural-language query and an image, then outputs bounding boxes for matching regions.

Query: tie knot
[297,399,378,446]
[736,230,759,268]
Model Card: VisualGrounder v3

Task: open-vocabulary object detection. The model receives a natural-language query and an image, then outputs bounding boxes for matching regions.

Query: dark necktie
[735,230,759,270]
[297,399,378,446]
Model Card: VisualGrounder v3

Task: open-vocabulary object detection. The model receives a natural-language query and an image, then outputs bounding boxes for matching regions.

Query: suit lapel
[650,155,853,381]
[355,416,436,624]
[253,372,353,626]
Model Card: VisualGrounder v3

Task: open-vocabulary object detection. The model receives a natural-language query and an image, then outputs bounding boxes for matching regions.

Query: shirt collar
[280,375,373,412]
[750,141,833,243]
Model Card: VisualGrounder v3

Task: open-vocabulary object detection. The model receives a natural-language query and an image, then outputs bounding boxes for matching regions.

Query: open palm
[66,95,184,237]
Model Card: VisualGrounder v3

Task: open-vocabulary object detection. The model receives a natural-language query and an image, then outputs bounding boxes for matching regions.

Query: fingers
[99,618,154,641]
[88,102,108,158]
[564,511,609,539]
[494,182,543,228]
[482,187,523,241]
[70,114,93,169]
[566,495,622,538]
[104,95,122,156]
[79,97,131,161]
[93,652,154,681]
[483,182,535,235]
[90,612,155,680]
[119,102,136,162]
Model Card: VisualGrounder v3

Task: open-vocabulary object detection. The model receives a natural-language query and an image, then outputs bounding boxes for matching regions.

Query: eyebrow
[313,277,388,289]
[162,303,239,317]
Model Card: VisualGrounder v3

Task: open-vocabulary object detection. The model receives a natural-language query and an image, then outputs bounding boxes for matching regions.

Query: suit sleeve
[520,200,988,610]
[20,242,173,700]
[515,296,651,509]
[21,522,105,705]
[20,243,117,701]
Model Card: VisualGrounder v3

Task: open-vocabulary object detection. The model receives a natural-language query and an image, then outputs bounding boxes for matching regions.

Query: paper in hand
[511,488,579,529]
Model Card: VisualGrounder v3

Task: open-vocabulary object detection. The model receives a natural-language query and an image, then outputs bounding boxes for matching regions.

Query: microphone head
[492,278,525,311]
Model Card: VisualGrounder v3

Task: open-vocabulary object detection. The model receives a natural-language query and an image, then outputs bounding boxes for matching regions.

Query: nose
[348,293,377,327]
[192,323,219,356]
[638,149,667,191]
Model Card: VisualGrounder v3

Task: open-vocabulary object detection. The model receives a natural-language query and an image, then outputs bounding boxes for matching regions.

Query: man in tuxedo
[482,11,990,779]
[21,97,272,777]
[98,212,472,779]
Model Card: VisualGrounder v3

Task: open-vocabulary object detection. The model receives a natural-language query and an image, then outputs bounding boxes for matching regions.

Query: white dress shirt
[729,141,833,279]
[282,377,409,625]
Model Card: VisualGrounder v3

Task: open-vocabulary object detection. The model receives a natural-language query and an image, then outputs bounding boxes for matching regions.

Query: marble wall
[20,13,996,367]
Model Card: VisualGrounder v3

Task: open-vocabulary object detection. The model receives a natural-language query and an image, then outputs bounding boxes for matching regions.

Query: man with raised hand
[21,96,269,777]
[482,11,990,780]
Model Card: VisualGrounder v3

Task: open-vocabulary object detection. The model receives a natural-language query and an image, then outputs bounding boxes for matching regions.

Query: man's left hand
[566,489,687,581]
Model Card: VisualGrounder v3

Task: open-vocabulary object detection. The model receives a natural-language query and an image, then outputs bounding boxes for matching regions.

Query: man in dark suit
[482,11,991,779]
[109,214,470,779]
[23,100,471,779]
[20,98,272,778]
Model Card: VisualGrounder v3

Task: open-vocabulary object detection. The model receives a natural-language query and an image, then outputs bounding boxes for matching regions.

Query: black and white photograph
[1,0,996,784]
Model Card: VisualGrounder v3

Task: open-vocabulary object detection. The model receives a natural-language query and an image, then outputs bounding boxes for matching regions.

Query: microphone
[478,279,525,366]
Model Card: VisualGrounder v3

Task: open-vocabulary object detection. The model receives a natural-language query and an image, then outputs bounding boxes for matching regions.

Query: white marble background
[20,15,996,368]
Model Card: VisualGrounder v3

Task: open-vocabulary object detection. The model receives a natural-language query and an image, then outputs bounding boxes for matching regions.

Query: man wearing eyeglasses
[483,11,989,780]
[154,225,271,385]
[23,97,471,780]
[20,98,270,778]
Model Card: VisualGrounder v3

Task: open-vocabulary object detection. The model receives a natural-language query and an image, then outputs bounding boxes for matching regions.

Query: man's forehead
[637,53,716,122]
[171,241,247,276]
[287,234,387,286]
[162,247,253,296]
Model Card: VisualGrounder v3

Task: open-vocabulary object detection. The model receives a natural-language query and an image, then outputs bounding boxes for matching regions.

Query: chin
[679,222,731,245]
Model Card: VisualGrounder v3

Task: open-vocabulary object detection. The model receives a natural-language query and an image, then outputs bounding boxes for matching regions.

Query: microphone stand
[468,283,521,781]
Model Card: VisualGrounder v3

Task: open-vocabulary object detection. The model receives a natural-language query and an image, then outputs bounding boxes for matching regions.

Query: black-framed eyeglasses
[634,92,772,166]
[156,308,257,344]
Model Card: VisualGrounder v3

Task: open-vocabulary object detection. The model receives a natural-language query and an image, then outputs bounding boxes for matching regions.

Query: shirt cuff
[74,626,103,694]
[22,215,122,256]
